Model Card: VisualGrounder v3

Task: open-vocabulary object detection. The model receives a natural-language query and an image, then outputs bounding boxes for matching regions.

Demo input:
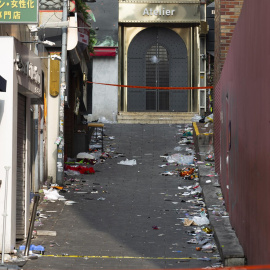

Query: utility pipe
[56,0,68,185]
[1,166,10,265]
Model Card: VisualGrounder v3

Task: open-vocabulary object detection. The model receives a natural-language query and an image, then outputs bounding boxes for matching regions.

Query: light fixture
[50,54,62,61]
[22,40,56,46]
[40,55,62,61]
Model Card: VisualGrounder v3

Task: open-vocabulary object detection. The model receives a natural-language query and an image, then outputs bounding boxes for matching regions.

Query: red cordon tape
[87,81,213,90]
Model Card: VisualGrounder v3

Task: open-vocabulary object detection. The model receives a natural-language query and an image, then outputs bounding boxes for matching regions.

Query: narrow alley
[22,123,221,270]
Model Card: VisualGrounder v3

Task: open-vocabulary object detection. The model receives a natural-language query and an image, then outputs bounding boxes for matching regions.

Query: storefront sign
[77,15,90,46]
[0,0,38,23]
[143,8,176,17]
[119,3,200,23]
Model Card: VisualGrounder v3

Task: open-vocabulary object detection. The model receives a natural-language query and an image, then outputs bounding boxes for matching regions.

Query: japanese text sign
[0,0,38,23]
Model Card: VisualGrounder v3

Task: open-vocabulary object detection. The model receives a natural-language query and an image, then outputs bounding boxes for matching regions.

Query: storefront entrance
[127,27,188,112]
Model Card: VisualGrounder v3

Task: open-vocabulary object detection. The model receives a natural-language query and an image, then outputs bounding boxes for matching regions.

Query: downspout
[34,105,39,192]
[39,105,44,186]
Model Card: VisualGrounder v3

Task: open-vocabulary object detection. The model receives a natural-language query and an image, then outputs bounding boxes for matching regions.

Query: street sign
[0,0,38,23]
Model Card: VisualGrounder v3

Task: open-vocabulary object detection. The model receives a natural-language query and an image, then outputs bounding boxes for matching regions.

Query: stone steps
[117,112,195,124]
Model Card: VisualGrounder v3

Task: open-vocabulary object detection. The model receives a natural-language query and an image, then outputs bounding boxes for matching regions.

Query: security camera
[14,53,24,70]
[29,25,39,32]
[200,54,206,60]
[50,54,62,61]
[42,40,56,46]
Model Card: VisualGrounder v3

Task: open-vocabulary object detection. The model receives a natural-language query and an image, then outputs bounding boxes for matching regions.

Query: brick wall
[214,0,244,86]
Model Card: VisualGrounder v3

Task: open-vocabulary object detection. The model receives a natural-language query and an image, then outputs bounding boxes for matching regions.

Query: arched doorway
[127,27,188,112]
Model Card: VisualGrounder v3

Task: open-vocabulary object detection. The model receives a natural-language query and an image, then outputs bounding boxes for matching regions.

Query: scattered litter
[187,239,198,244]
[183,218,197,226]
[191,114,203,122]
[65,200,77,205]
[161,171,175,176]
[36,230,57,236]
[65,165,95,175]
[77,152,101,160]
[197,257,211,261]
[43,189,65,201]
[117,159,137,166]
[166,153,194,165]
[174,146,183,151]
[98,116,116,124]
[205,114,213,123]
[192,210,210,226]
[20,245,45,255]
[158,164,168,168]
[152,226,160,230]
[206,180,212,183]
[97,197,106,201]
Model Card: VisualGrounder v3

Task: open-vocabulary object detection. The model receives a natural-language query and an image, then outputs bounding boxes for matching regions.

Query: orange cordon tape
[87,81,213,90]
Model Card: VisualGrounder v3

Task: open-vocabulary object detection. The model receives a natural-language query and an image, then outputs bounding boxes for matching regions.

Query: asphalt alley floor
[23,124,221,270]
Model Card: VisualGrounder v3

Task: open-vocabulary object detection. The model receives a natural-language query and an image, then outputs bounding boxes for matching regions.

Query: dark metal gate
[127,27,188,112]
[17,93,26,239]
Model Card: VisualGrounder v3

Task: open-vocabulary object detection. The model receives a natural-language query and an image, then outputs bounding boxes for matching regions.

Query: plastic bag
[77,152,101,160]
[118,159,137,166]
[174,146,183,151]
[191,114,202,122]
[166,154,194,165]
[192,211,210,226]
[205,113,213,123]
[43,189,65,201]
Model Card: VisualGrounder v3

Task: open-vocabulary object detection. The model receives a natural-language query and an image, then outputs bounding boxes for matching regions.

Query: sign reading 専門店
[0,0,38,23]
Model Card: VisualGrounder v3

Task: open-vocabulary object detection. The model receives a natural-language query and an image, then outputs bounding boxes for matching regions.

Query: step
[117,112,196,124]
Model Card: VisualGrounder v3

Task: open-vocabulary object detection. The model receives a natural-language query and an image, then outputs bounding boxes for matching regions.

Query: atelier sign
[143,8,176,16]
[119,3,200,23]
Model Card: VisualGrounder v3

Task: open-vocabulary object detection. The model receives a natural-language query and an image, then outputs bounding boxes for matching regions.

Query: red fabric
[65,165,95,174]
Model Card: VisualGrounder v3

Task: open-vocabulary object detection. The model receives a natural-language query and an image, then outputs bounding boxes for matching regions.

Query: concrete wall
[90,56,118,122]
[214,0,270,264]
[0,37,37,252]
[0,38,17,253]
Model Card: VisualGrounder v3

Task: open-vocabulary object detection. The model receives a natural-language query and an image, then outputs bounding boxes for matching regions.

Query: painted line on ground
[42,254,218,260]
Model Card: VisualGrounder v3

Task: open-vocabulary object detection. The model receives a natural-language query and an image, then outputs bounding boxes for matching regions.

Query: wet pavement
[23,124,221,270]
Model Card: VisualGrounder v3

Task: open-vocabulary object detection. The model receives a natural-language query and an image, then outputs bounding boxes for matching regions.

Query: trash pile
[159,125,196,176]
[192,113,214,124]
[158,124,223,266]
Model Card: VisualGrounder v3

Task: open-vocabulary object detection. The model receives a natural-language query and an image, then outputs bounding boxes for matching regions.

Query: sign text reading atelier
[143,7,176,16]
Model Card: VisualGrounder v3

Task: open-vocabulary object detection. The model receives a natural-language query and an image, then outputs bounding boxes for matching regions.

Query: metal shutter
[16,93,26,239]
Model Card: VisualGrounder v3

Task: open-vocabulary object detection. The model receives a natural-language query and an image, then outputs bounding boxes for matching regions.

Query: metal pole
[34,105,39,192]
[1,166,10,265]
[56,0,68,185]
[24,195,39,256]
[40,105,44,186]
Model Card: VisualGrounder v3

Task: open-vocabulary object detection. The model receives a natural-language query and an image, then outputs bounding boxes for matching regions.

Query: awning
[90,47,117,57]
